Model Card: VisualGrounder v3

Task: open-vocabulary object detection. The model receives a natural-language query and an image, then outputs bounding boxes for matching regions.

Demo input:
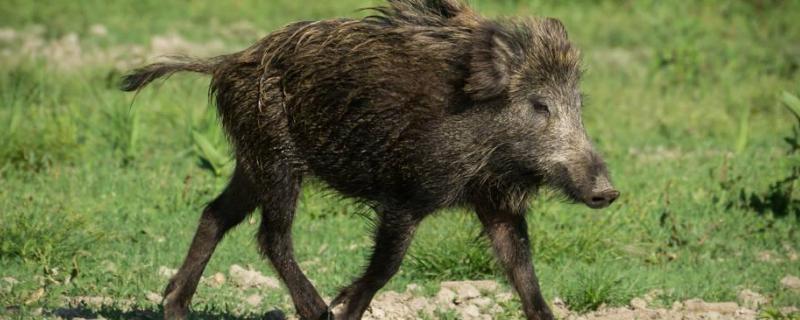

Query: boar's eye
[531,100,550,116]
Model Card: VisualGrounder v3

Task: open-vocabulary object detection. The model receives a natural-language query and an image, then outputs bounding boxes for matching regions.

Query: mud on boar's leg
[163,166,259,320]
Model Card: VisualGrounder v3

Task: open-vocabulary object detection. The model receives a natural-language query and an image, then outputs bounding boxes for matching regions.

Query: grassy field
[1,0,799,319]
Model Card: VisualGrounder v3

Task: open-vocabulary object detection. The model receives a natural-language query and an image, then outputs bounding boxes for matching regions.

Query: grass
[1,0,800,319]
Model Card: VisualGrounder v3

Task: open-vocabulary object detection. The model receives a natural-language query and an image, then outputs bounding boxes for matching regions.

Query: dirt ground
[39,266,798,320]
[351,280,797,320]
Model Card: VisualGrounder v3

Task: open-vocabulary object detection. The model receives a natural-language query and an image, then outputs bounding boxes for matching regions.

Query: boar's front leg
[330,207,427,319]
[473,195,554,320]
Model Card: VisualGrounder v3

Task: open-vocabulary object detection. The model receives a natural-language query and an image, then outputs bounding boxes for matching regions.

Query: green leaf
[125,108,140,159]
[192,130,232,176]
[782,91,800,123]
[735,106,749,154]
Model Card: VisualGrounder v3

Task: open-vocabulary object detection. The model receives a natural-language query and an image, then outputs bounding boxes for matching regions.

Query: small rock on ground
[737,289,768,309]
[681,299,740,314]
[245,294,262,307]
[229,264,280,289]
[630,297,648,310]
[2,276,19,285]
[145,291,162,304]
[441,280,498,294]
[157,266,177,279]
[203,272,226,288]
[780,275,800,291]
[436,287,456,305]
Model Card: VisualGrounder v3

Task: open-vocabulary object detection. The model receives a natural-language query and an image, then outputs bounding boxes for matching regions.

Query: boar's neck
[421,110,538,206]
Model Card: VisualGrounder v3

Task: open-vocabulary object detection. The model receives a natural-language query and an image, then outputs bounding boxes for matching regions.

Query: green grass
[1,0,800,319]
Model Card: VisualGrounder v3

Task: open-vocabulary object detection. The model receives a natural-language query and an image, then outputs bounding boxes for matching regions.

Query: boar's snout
[552,150,619,209]
[584,187,619,209]
[579,158,619,209]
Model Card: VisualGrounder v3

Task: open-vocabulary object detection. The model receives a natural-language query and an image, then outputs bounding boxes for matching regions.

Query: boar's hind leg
[256,165,329,320]
[163,165,258,320]
[330,209,426,320]
[474,199,555,320]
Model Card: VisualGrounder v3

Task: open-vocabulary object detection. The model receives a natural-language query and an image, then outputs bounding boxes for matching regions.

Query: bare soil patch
[52,268,798,319]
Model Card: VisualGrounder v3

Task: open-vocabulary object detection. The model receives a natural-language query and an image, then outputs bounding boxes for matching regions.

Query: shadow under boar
[121,0,619,319]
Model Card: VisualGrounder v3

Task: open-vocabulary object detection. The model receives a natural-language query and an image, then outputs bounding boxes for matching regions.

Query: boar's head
[465,17,619,209]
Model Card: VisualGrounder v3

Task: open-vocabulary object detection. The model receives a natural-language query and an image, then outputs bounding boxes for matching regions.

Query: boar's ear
[542,17,569,39]
[465,22,524,101]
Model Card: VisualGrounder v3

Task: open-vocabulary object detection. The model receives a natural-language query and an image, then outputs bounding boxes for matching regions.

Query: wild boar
[121,1,619,319]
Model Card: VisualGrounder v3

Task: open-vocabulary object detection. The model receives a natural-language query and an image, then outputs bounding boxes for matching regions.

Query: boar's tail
[119,55,227,92]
